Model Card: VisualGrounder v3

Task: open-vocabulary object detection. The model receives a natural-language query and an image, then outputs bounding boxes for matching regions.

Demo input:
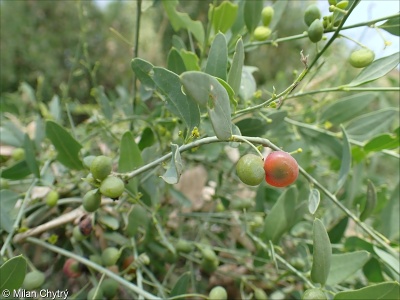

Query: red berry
[263,151,299,187]
[63,258,82,278]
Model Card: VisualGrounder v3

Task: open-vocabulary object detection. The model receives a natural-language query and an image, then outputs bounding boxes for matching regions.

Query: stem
[233,135,264,159]
[26,237,162,300]
[131,0,142,130]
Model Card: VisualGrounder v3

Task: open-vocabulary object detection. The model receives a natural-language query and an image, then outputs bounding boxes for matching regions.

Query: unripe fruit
[102,247,120,266]
[83,155,96,169]
[336,0,349,9]
[176,239,193,253]
[328,0,337,5]
[89,254,103,266]
[12,148,25,161]
[22,271,45,289]
[102,278,119,298]
[263,151,299,187]
[201,247,219,274]
[82,189,101,212]
[349,48,375,68]
[302,288,327,300]
[261,6,274,27]
[236,154,264,186]
[45,190,59,207]
[90,155,112,181]
[254,26,272,41]
[254,288,269,300]
[0,178,9,190]
[87,287,103,300]
[99,176,125,199]
[304,5,321,27]
[208,286,228,300]
[308,19,324,43]
[63,258,82,278]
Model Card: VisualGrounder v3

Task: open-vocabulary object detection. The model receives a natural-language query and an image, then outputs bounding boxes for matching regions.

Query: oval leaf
[373,246,400,275]
[45,121,83,170]
[0,190,20,233]
[131,58,155,89]
[349,52,400,86]
[336,125,351,192]
[161,144,183,184]
[1,160,32,180]
[170,272,190,297]
[209,1,238,34]
[0,255,27,293]
[119,131,143,194]
[379,16,400,36]
[181,71,232,139]
[261,186,298,244]
[308,188,320,215]
[167,48,186,75]
[23,133,40,178]
[334,281,400,300]
[205,32,228,80]
[244,0,263,33]
[311,218,332,286]
[227,38,244,95]
[364,133,399,152]
[125,205,149,237]
[327,251,370,286]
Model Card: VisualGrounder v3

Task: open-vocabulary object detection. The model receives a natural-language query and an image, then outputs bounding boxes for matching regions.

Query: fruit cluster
[82,155,125,212]
[253,6,274,41]
[236,151,299,188]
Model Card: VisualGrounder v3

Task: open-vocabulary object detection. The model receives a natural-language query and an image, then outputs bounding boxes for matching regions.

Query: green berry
[102,247,120,266]
[308,19,324,43]
[87,287,103,300]
[72,225,86,242]
[45,190,59,207]
[102,278,119,299]
[12,148,25,161]
[176,239,193,253]
[82,189,101,212]
[89,254,103,266]
[0,178,9,190]
[83,155,96,169]
[22,271,45,290]
[261,6,274,27]
[304,4,321,26]
[208,286,228,300]
[254,26,272,41]
[236,154,264,186]
[349,48,375,68]
[336,0,349,9]
[90,155,112,181]
[99,176,125,199]
[302,288,327,300]
[254,288,269,300]
[328,0,337,5]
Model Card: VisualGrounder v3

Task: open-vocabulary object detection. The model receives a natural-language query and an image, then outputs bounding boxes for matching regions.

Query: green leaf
[270,0,288,31]
[311,218,332,286]
[337,126,351,192]
[379,16,400,36]
[91,86,113,121]
[298,126,342,158]
[345,108,399,141]
[228,38,244,95]
[170,272,190,297]
[308,188,320,215]
[364,133,399,152]
[125,205,149,237]
[205,33,228,80]
[98,215,120,230]
[349,52,400,86]
[0,190,19,233]
[236,118,267,137]
[180,50,200,71]
[244,0,263,33]
[0,121,25,147]
[45,121,83,170]
[49,95,62,122]
[373,246,400,275]
[380,183,399,241]
[23,134,40,178]
[320,93,375,125]
[328,217,348,244]
[131,58,155,89]
[0,255,27,293]
[167,48,186,75]
[363,257,385,283]
[180,71,232,139]
[239,67,257,100]
[138,127,155,150]
[209,1,238,34]
[1,160,32,180]
[334,282,400,300]
[327,251,370,286]
[169,187,192,207]
[261,186,298,244]
[118,131,143,195]
[153,67,200,133]
[359,180,377,221]
[161,144,183,184]
[162,0,204,45]
[216,77,236,109]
